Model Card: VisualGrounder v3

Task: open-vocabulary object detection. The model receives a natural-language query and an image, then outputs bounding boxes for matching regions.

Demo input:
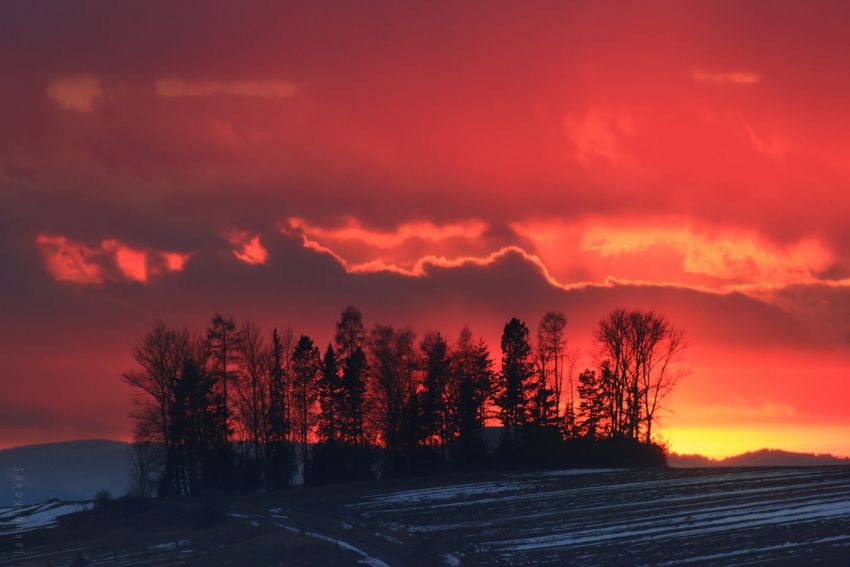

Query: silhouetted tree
[472,338,495,427]
[276,326,296,445]
[340,346,368,448]
[235,321,268,463]
[641,325,686,444]
[168,358,226,494]
[450,329,493,444]
[538,312,567,422]
[577,367,605,439]
[126,441,162,498]
[420,332,451,450]
[531,341,557,428]
[595,309,685,442]
[448,331,494,464]
[292,335,320,472]
[335,305,366,363]
[368,325,419,474]
[496,317,535,439]
[561,346,581,437]
[317,344,341,443]
[397,329,421,458]
[122,322,195,495]
[266,328,294,487]
[206,314,240,443]
[124,306,683,491]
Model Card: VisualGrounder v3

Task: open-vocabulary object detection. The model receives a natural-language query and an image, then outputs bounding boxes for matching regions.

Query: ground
[2,467,850,566]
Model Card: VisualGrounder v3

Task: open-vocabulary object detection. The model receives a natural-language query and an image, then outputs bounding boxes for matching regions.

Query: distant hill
[0,439,130,505]
[669,448,850,468]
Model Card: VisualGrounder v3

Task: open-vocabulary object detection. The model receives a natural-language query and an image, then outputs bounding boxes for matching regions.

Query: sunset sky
[2,1,849,457]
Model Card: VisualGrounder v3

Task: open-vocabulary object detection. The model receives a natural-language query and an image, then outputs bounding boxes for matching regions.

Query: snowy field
[2,467,849,565]
[330,467,850,565]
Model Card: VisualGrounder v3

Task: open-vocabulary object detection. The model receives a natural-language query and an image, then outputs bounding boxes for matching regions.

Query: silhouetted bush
[93,490,112,507]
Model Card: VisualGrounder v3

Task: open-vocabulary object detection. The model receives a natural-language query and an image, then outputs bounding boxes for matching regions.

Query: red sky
[2,1,849,457]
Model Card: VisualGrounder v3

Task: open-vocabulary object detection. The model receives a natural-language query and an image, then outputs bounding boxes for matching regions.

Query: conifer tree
[420,332,451,448]
[292,335,320,471]
[335,305,366,363]
[496,317,535,438]
[340,346,368,448]
[577,366,607,439]
[267,328,293,487]
[206,314,240,443]
[317,344,340,443]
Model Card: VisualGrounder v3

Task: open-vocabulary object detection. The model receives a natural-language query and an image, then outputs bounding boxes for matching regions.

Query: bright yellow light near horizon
[667,425,850,459]
[667,428,773,459]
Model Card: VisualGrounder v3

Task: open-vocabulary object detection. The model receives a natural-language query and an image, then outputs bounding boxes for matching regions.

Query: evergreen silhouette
[291,335,320,475]
[206,314,239,444]
[317,344,340,443]
[420,332,451,451]
[495,317,535,441]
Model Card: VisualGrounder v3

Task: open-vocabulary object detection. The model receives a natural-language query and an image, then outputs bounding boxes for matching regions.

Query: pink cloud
[227,230,268,265]
[35,234,189,284]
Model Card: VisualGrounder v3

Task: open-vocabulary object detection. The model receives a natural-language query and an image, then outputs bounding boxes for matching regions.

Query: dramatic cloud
[581,225,835,286]
[284,217,497,274]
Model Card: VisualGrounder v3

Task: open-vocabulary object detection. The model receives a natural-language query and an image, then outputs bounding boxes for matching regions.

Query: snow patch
[273,521,391,567]
[0,502,93,534]
[359,480,536,507]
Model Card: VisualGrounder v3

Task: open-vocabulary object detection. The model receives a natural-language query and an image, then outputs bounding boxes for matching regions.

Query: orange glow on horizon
[667,425,850,460]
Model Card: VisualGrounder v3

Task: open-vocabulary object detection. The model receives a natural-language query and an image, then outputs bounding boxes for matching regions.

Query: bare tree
[122,322,192,447]
[366,324,425,472]
[126,441,163,498]
[641,326,687,443]
[594,309,686,443]
[277,326,295,444]
[538,312,567,421]
[122,322,195,494]
[562,346,581,435]
[235,321,270,463]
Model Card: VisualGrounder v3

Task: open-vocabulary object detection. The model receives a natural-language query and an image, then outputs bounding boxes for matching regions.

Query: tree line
[123,306,685,497]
